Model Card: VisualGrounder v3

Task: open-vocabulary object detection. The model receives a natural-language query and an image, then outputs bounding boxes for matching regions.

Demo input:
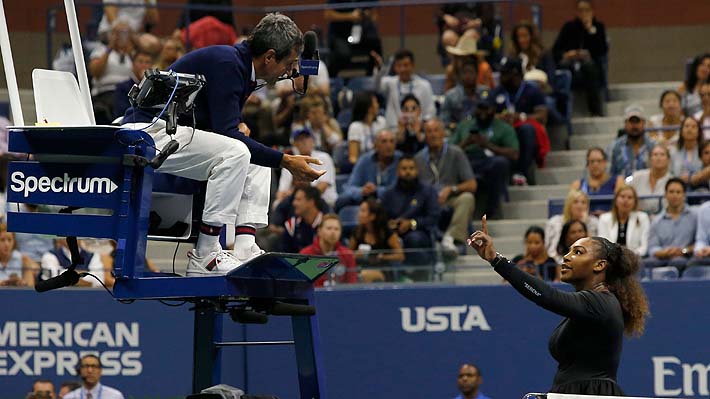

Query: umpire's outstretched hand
[281,154,326,182]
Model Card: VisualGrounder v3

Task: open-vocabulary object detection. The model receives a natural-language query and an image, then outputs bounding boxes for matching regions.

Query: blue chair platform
[6,125,337,397]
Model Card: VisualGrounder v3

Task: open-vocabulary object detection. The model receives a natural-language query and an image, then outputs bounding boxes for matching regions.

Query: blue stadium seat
[347,76,375,92]
[552,69,573,136]
[329,77,345,113]
[681,266,710,280]
[338,204,360,239]
[335,173,350,194]
[336,108,352,132]
[424,74,447,96]
[650,266,679,281]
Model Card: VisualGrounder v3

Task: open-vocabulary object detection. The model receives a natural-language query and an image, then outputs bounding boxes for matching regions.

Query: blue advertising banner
[1,281,709,398]
[7,162,122,209]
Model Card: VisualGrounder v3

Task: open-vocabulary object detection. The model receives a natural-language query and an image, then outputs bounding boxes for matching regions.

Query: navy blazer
[124,42,283,167]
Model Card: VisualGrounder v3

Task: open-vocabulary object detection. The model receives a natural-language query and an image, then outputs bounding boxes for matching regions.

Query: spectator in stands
[545,190,598,262]
[64,354,124,399]
[690,141,710,190]
[598,185,650,256]
[454,363,491,399]
[31,379,55,399]
[437,3,481,63]
[570,147,623,213]
[416,119,477,250]
[648,90,683,147]
[555,219,589,268]
[552,0,608,116]
[678,53,710,116]
[513,225,557,280]
[694,82,710,139]
[689,201,710,267]
[14,205,54,265]
[510,21,555,80]
[324,2,382,77]
[100,240,159,287]
[0,224,36,287]
[40,239,107,288]
[179,15,237,49]
[156,37,184,70]
[395,94,426,155]
[629,144,673,214]
[89,21,135,124]
[443,35,495,92]
[175,0,235,36]
[491,57,546,185]
[97,0,159,37]
[672,116,704,185]
[373,49,436,128]
[381,155,440,270]
[58,382,81,399]
[279,186,324,253]
[293,96,342,154]
[276,128,337,209]
[643,177,696,273]
[300,214,358,287]
[346,91,387,167]
[338,129,401,210]
[113,49,154,119]
[349,199,404,282]
[135,33,161,57]
[440,57,485,128]
[608,105,656,178]
[451,91,518,219]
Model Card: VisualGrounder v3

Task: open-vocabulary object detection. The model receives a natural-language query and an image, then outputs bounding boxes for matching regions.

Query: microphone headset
[276,31,319,96]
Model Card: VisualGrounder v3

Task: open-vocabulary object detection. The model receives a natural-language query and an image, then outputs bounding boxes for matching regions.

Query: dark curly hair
[590,236,650,337]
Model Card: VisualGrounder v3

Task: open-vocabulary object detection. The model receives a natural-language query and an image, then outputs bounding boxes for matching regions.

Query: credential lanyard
[80,386,102,399]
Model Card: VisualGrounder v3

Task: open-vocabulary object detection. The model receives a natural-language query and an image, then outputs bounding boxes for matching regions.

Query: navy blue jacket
[380,181,440,234]
[124,42,284,167]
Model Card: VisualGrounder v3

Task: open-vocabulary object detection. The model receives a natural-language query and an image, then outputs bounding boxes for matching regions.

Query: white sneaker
[234,243,265,263]
[512,173,528,186]
[186,249,243,276]
[441,234,458,253]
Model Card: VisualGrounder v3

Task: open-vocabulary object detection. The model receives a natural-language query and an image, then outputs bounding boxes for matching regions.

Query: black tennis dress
[492,256,625,395]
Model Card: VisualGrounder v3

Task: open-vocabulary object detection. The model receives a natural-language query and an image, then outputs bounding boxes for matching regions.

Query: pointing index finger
[482,214,488,235]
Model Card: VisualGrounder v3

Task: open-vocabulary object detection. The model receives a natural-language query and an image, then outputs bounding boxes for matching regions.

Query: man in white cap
[608,104,656,178]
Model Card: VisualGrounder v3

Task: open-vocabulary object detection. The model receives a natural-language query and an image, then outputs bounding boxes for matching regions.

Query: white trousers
[122,120,270,228]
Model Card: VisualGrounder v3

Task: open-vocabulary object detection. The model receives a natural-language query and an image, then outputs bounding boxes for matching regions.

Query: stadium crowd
[0,0,709,294]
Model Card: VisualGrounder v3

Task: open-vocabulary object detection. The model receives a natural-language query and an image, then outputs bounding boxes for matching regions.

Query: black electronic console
[127,69,206,168]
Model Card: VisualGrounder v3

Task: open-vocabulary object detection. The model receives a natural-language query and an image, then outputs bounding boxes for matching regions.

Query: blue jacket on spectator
[337,150,402,209]
[380,180,440,235]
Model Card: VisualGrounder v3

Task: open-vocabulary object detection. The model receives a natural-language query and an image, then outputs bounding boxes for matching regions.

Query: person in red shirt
[300,214,358,287]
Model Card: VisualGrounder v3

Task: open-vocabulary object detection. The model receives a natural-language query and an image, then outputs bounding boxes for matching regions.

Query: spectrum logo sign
[10,172,118,198]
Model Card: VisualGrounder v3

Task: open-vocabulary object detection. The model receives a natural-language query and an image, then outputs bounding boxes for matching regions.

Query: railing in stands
[548,192,710,218]
[45,0,542,69]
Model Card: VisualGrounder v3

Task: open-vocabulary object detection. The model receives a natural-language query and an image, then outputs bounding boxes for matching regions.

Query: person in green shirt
[450,91,519,218]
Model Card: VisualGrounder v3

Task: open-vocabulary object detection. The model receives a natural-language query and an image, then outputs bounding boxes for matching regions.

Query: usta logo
[400,305,491,333]
[10,172,118,198]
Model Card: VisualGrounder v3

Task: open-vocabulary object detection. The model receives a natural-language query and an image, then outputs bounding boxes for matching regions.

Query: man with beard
[451,90,518,219]
[608,104,656,178]
[381,155,440,273]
